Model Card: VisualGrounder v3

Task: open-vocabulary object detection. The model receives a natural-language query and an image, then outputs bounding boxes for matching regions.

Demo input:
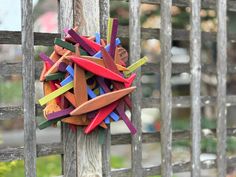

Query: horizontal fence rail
[3,61,236,77]
[2,95,236,119]
[2,128,236,162]
[111,0,236,12]
[1,27,236,46]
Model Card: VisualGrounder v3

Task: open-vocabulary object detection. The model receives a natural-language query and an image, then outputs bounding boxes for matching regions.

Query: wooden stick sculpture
[38,18,148,135]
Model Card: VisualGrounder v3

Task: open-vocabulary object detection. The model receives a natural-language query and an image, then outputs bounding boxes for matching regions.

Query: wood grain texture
[74,1,102,177]
[99,0,111,176]
[2,128,236,162]
[21,0,36,176]
[216,0,227,176]
[110,155,236,177]
[111,0,236,12]
[3,94,236,120]
[1,27,236,46]
[4,61,236,77]
[190,0,201,176]
[129,0,143,176]
[59,1,77,176]
[0,143,62,162]
[160,0,172,176]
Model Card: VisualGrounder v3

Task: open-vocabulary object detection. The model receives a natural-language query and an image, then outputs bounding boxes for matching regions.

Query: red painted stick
[69,56,135,87]
[84,101,119,134]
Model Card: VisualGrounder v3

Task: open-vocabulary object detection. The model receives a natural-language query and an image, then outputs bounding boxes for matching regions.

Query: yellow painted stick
[124,56,148,77]
[39,82,74,106]
[107,18,113,44]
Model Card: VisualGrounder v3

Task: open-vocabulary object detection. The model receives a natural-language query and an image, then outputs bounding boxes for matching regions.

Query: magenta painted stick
[39,52,54,66]
[47,107,74,120]
[68,29,96,55]
[109,18,118,58]
[96,76,137,134]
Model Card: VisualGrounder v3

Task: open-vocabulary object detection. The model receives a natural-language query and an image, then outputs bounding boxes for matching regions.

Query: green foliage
[0,155,61,177]
[111,156,125,169]
[0,78,22,104]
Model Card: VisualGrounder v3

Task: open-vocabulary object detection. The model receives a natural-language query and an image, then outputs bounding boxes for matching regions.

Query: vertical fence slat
[21,0,36,176]
[190,0,201,176]
[129,0,142,176]
[100,0,111,177]
[216,0,227,176]
[59,1,77,176]
[160,0,172,176]
[74,1,102,177]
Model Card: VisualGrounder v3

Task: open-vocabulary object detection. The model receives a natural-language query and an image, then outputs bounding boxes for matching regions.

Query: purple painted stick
[68,29,96,56]
[47,107,74,120]
[58,62,67,72]
[109,18,119,59]
[39,52,54,66]
[96,76,137,134]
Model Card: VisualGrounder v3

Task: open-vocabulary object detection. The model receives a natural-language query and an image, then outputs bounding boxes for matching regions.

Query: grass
[0,78,22,105]
[0,155,61,177]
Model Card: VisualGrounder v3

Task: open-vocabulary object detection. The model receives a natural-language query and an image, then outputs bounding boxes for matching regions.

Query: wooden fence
[0,0,235,176]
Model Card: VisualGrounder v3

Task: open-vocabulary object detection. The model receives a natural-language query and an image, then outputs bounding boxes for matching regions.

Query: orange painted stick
[70,87,136,116]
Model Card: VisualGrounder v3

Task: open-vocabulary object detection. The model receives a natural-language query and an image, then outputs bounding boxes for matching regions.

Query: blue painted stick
[93,38,121,58]
[95,32,101,44]
[62,65,119,121]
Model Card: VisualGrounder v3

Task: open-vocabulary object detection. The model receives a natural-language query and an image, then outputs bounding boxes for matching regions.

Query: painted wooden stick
[68,29,97,55]
[95,32,101,44]
[96,76,136,134]
[47,107,74,120]
[70,87,136,116]
[45,50,71,76]
[84,100,119,134]
[124,56,148,76]
[62,116,107,129]
[39,81,74,106]
[109,18,118,58]
[46,72,65,81]
[69,56,135,87]
[39,52,54,66]
[101,47,133,108]
[93,38,121,58]
[107,18,113,44]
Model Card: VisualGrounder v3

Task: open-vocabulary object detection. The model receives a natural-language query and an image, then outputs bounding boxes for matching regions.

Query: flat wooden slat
[59,1,77,176]
[2,94,236,120]
[0,142,63,162]
[0,31,60,45]
[3,61,236,77]
[21,0,36,176]
[99,0,111,177]
[216,0,227,176]
[1,28,236,46]
[73,1,102,177]
[190,0,201,176]
[160,0,172,176]
[111,0,236,12]
[111,156,236,177]
[129,0,143,176]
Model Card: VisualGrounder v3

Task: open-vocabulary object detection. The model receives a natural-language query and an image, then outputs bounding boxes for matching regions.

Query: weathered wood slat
[129,0,143,177]
[3,61,236,77]
[21,0,36,176]
[59,1,77,176]
[160,0,172,176]
[73,1,103,177]
[216,0,227,176]
[2,95,236,120]
[0,31,60,45]
[99,0,111,177]
[111,0,236,12]
[110,156,236,177]
[1,128,236,162]
[1,27,236,46]
[0,143,63,162]
[190,0,201,176]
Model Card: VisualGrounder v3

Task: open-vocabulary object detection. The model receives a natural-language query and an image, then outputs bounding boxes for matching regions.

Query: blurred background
[1,0,236,176]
